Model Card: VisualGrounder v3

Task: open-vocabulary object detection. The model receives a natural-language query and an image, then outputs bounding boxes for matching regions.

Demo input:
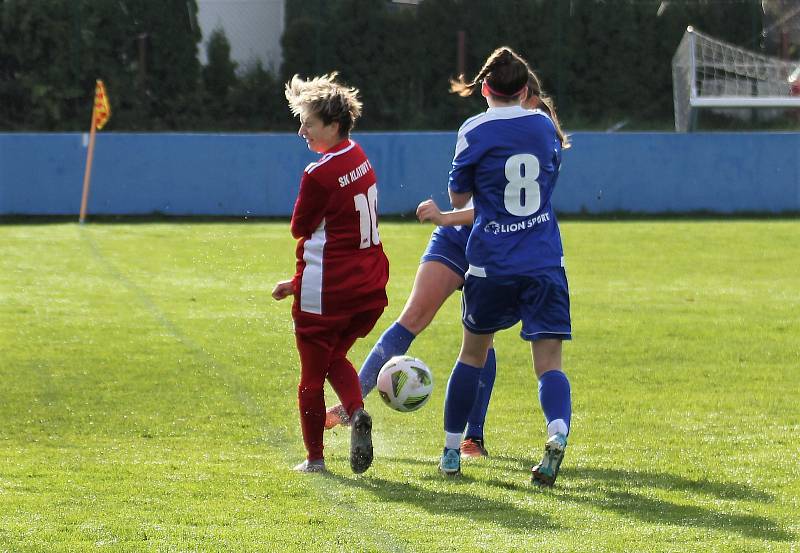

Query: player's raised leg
[364,260,463,395]
[325,260,462,429]
[326,356,364,421]
[328,348,373,474]
[327,356,374,473]
[330,308,383,473]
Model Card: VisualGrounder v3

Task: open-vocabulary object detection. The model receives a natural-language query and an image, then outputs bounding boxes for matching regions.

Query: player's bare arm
[416,198,475,227]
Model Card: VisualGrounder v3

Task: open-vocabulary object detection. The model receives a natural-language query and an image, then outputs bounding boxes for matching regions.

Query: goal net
[672,26,800,131]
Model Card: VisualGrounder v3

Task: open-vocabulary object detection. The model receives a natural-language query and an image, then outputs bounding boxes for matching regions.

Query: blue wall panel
[2,131,799,216]
[559,133,800,214]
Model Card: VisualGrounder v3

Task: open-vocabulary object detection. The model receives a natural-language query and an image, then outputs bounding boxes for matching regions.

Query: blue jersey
[448,106,563,277]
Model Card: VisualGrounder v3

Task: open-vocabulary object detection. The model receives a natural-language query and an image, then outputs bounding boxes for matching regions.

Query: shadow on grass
[569,466,776,502]
[481,464,793,543]
[326,472,561,532]
[484,457,776,502]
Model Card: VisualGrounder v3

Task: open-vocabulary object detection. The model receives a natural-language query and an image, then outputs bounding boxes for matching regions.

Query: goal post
[672,26,800,132]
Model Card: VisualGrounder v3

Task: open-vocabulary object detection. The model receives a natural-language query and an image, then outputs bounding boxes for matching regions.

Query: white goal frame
[672,26,800,132]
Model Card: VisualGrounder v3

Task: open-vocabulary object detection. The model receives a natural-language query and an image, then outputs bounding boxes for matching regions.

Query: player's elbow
[290,222,304,239]
[450,190,471,209]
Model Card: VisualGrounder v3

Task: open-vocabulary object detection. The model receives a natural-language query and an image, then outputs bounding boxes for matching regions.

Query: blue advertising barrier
[1,131,798,215]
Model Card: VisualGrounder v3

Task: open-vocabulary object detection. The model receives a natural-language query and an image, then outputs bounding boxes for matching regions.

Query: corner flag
[79,80,112,223]
[93,80,111,130]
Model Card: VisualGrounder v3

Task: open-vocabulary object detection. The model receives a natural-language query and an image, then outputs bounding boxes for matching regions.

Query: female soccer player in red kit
[272,72,389,474]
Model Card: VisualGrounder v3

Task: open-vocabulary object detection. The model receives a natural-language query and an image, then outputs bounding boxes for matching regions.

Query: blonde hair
[285,72,362,136]
[526,73,570,149]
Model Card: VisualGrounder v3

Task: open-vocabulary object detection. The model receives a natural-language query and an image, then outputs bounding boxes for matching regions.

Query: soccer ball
[376,356,434,412]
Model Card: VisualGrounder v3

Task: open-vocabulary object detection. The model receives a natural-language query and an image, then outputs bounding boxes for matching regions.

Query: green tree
[121,0,202,129]
[0,0,770,131]
[202,27,238,119]
[0,0,202,130]
[228,61,291,131]
[0,1,92,129]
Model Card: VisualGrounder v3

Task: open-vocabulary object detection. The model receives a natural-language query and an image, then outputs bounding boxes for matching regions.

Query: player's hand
[272,279,295,301]
[416,199,444,225]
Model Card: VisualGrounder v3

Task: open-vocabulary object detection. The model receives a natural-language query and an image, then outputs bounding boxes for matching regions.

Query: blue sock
[465,348,496,440]
[443,361,483,435]
[358,322,415,396]
[538,369,572,433]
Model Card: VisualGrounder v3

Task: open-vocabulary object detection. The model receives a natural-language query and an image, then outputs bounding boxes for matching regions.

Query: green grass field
[1,220,798,552]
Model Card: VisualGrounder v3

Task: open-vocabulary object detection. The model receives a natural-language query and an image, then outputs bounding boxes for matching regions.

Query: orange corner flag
[93,80,111,130]
[80,79,111,223]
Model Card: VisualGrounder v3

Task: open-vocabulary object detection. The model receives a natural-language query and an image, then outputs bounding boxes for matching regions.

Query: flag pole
[79,106,98,224]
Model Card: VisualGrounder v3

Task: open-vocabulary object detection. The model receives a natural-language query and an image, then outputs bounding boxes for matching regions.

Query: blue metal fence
[1,131,798,215]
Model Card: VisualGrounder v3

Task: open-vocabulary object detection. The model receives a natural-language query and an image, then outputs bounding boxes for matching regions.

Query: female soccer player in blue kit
[326,70,568,463]
[438,46,573,487]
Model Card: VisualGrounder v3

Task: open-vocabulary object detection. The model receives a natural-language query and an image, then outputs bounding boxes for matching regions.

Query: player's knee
[458,350,488,368]
[397,304,434,335]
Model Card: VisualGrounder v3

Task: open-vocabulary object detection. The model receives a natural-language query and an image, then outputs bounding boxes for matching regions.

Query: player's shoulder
[457,111,488,135]
[525,108,557,131]
[523,109,560,149]
[458,106,539,137]
[304,139,359,176]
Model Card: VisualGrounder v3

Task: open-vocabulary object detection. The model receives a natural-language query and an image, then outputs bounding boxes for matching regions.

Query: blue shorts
[461,268,572,341]
[420,225,470,278]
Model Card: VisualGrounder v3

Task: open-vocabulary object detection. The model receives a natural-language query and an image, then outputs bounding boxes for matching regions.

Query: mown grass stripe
[78,226,409,553]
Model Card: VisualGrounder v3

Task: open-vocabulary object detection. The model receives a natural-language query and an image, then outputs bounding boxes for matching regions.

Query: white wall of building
[197,0,284,72]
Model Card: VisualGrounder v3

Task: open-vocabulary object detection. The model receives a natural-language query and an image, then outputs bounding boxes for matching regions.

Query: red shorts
[293,307,384,354]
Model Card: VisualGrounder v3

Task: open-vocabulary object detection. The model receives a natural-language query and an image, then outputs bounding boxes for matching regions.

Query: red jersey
[290,139,389,317]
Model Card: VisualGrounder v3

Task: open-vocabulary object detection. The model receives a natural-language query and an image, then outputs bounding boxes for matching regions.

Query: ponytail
[526,72,570,149]
[537,95,570,149]
[450,46,528,98]
[452,46,570,149]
